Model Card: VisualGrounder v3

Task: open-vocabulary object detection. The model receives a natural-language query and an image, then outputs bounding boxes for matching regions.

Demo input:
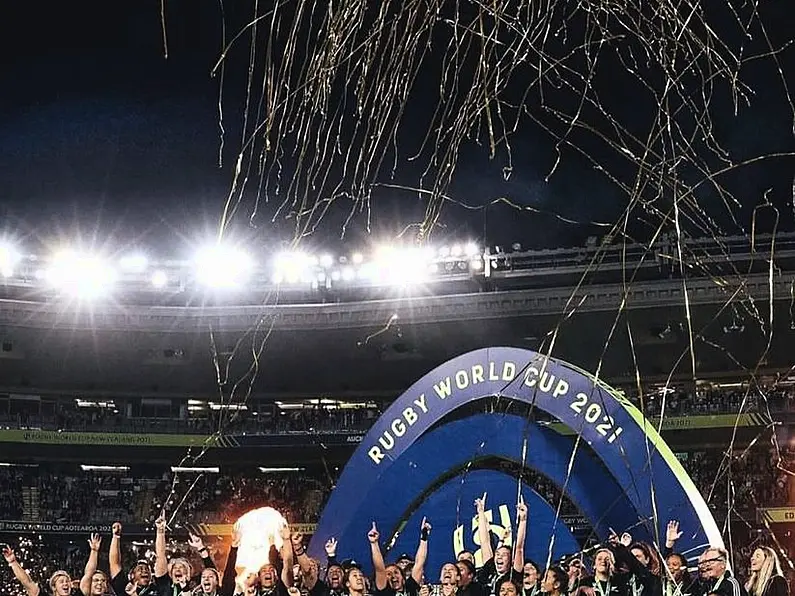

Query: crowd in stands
[636,388,787,417]
[148,472,330,526]
[0,384,792,437]
[0,467,333,528]
[2,439,795,528]
[0,469,23,520]
[0,403,378,436]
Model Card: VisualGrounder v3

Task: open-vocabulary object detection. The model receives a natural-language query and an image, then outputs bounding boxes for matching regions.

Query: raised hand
[666,520,682,546]
[517,499,528,522]
[188,533,205,551]
[607,529,619,546]
[88,534,102,552]
[291,532,304,548]
[2,546,16,564]
[112,522,122,537]
[421,517,432,533]
[619,532,632,547]
[288,588,301,596]
[155,515,167,534]
[367,522,380,543]
[279,524,292,542]
[325,538,337,557]
[474,493,487,513]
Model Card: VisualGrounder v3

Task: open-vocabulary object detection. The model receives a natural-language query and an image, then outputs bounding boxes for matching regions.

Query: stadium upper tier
[0,232,793,308]
[0,232,793,395]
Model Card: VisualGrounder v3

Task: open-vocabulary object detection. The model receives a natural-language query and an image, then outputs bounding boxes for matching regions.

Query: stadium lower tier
[0,439,792,527]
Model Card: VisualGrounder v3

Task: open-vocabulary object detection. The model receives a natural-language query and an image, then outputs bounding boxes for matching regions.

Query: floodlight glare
[0,244,20,277]
[319,254,334,268]
[151,270,168,288]
[273,252,314,284]
[45,250,117,298]
[371,245,432,285]
[119,254,148,272]
[465,242,479,257]
[195,245,253,288]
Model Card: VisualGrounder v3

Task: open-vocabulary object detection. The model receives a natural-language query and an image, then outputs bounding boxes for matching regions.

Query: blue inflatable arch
[315,413,642,570]
[350,413,644,572]
[310,347,720,564]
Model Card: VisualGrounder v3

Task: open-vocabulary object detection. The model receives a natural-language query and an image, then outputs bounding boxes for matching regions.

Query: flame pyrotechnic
[235,507,288,585]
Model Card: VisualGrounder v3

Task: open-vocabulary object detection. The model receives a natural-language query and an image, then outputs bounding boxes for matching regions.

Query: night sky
[1,1,793,257]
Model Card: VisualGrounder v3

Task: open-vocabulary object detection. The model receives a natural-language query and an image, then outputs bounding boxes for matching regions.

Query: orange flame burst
[235,507,288,590]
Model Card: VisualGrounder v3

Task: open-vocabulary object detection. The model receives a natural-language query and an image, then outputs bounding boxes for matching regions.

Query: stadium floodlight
[171,466,220,473]
[465,242,479,257]
[80,465,130,472]
[45,250,117,298]
[351,252,364,264]
[258,467,306,473]
[0,244,21,277]
[470,259,483,270]
[151,270,168,289]
[195,245,253,288]
[273,251,314,284]
[370,245,433,285]
[319,254,334,268]
[119,253,148,272]
[208,402,248,410]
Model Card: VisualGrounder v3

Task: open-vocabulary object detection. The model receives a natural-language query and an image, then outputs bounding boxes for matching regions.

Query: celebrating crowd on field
[1,498,790,596]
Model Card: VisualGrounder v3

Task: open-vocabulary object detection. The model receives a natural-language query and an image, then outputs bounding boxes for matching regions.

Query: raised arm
[220,524,241,596]
[663,521,682,558]
[280,525,295,588]
[609,532,648,578]
[189,533,216,571]
[324,538,339,579]
[3,546,41,596]
[292,531,319,590]
[80,534,102,596]
[513,499,527,573]
[476,495,494,565]
[411,518,432,585]
[110,523,123,580]
[154,515,168,578]
[368,523,388,591]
